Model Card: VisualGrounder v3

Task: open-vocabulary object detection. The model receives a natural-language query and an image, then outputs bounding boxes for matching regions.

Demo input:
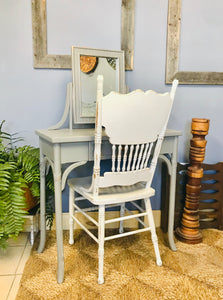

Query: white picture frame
[72,47,125,124]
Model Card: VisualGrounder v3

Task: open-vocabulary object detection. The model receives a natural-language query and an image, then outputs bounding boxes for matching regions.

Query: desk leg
[54,144,64,284]
[38,141,46,253]
[168,137,178,251]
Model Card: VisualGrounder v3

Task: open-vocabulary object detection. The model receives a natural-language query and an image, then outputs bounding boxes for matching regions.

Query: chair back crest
[102,90,172,144]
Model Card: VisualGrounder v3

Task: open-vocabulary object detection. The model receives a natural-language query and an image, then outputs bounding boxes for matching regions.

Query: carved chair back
[91,75,178,195]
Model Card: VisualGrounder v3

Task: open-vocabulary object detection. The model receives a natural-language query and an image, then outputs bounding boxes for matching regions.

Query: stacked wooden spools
[175,118,210,244]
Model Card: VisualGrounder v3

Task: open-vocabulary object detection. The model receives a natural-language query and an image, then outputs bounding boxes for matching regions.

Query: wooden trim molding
[166,0,223,85]
[32,0,135,70]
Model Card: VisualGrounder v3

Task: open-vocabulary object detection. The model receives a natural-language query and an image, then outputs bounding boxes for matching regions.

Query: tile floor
[0,233,32,300]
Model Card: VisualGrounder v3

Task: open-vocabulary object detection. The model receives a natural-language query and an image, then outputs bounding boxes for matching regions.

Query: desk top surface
[36,128,182,144]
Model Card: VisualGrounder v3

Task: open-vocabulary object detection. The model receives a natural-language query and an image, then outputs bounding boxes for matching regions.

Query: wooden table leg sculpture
[175,118,210,244]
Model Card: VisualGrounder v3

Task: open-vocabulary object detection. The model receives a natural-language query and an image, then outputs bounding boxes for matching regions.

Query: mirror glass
[80,56,118,117]
[72,47,125,124]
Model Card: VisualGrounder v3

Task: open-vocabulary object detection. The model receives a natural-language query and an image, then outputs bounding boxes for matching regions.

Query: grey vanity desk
[36,46,181,283]
[35,127,181,283]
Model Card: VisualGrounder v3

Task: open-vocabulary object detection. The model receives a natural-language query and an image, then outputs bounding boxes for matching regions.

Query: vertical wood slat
[121,0,135,70]
[127,145,134,171]
[132,144,139,170]
[112,145,116,172]
[141,143,149,169]
[117,145,122,172]
[136,144,144,170]
[122,145,128,172]
[165,0,182,84]
[111,142,155,173]
[144,142,153,167]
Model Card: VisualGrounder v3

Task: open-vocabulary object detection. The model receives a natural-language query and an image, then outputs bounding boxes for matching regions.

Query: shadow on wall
[182,120,192,163]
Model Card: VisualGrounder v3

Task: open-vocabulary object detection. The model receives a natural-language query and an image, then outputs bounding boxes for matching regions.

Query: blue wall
[1,0,223,211]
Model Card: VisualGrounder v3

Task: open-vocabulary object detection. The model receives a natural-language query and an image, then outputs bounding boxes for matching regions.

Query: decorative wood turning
[175,118,210,244]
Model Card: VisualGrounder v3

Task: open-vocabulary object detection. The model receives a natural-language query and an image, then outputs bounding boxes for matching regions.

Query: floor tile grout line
[6,234,30,300]
[0,245,26,277]
[6,245,25,300]
[7,234,29,248]
[0,273,19,277]
[6,274,16,300]
[14,234,30,275]
[0,233,32,300]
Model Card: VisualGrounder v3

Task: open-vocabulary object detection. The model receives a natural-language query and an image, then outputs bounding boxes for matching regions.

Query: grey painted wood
[37,139,46,253]
[36,128,181,143]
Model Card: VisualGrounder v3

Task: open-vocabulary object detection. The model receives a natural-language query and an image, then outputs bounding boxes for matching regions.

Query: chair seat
[68,176,155,205]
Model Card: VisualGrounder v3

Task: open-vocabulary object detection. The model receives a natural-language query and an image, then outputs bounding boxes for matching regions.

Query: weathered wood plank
[32,0,47,65]
[121,0,135,70]
[173,71,223,85]
[165,0,181,84]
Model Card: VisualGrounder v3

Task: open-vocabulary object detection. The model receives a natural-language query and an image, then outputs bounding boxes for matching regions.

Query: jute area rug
[16,228,223,300]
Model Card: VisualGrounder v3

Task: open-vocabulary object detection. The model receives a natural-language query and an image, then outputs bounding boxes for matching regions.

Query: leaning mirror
[72,47,125,124]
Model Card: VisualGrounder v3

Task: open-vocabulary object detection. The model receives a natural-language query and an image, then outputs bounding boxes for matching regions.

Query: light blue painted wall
[1,0,223,211]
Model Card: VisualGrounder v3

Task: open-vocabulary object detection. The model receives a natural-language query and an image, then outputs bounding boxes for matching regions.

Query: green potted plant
[0,120,54,249]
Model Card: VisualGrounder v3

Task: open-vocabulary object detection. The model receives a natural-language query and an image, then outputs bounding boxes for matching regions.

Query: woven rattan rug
[16,228,223,299]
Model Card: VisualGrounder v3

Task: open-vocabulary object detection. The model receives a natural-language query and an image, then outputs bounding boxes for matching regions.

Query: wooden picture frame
[166,0,223,85]
[31,0,135,71]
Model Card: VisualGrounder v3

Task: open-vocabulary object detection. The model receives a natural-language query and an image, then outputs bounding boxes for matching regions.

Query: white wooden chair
[68,76,178,284]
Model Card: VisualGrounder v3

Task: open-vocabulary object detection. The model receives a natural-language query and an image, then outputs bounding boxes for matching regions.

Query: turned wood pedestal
[175,118,210,244]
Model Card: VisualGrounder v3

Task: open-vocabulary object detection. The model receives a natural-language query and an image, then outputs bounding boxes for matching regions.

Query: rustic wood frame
[166,0,223,85]
[32,0,135,70]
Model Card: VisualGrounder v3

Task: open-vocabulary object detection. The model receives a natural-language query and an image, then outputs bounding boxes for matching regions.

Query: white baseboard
[23,213,39,232]
[57,210,161,230]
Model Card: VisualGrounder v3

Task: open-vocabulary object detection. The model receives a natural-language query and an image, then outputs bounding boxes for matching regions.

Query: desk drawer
[89,141,112,160]
[61,142,89,163]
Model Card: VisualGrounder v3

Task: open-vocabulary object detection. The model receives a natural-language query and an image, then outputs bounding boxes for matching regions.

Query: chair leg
[69,188,75,245]
[98,205,105,284]
[145,198,162,266]
[119,203,125,234]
